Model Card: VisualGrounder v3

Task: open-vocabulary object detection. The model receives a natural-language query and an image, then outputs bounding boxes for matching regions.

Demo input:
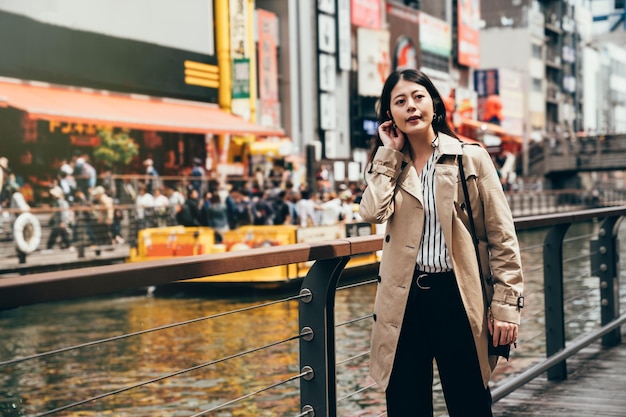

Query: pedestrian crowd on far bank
[122,159,365,244]
[0,153,366,252]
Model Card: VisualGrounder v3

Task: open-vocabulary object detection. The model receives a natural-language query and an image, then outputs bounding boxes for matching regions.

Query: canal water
[1,221,625,417]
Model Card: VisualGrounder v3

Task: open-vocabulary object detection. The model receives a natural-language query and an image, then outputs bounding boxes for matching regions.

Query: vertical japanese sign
[337,0,351,71]
[257,9,281,129]
[317,0,337,160]
[419,13,451,58]
[387,2,419,70]
[357,27,390,97]
[230,0,251,119]
[232,58,250,99]
[457,0,480,68]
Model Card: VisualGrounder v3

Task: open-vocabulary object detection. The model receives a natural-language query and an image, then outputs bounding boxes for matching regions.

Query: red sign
[351,0,381,29]
[457,0,480,68]
[257,9,280,129]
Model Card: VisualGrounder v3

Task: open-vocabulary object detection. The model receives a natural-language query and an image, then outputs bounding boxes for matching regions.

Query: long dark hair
[368,69,457,163]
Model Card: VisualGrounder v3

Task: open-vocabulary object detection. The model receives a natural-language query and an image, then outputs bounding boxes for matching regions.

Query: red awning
[0,79,283,136]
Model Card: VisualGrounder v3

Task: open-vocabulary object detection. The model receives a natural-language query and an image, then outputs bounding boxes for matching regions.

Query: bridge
[528,132,626,188]
[1,207,626,416]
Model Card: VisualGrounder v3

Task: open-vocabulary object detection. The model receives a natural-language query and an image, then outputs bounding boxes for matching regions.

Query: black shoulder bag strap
[458,145,511,359]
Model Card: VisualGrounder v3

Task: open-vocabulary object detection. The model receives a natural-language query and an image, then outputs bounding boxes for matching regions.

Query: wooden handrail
[0,236,382,310]
[4,207,626,310]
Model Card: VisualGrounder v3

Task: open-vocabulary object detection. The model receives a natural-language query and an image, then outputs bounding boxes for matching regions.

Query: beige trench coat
[359,134,524,390]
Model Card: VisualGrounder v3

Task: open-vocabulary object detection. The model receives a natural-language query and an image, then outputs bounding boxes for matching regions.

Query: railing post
[544,222,570,381]
[298,256,350,417]
[590,215,623,347]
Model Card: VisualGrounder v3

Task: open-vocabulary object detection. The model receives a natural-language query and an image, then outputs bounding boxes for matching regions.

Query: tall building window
[532,78,543,92]
[532,44,542,59]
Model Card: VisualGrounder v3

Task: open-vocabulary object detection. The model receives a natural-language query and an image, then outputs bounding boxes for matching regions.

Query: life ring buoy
[13,212,42,254]
[229,243,251,252]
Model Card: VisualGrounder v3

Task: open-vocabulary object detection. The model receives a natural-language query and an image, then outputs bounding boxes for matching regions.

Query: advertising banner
[419,13,451,57]
[457,0,480,68]
[387,2,420,70]
[257,9,281,129]
[474,68,524,137]
[357,28,390,96]
[351,0,381,29]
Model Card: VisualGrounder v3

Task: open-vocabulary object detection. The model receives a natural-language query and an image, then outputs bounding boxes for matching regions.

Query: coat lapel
[397,134,465,208]
[435,163,458,252]
[435,134,464,252]
[398,153,423,205]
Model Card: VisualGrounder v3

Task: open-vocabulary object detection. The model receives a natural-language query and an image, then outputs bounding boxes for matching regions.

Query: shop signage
[232,58,251,99]
[337,0,351,71]
[257,9,281,129]
[318,13,336,54]
[319,53,337,92]
[394,36,418,70]
[457,0,481,68]
[48,120,107,135]
[319,92,337,130]
[318,0,335,14]
[357,27,390,96]
[387,2,419,71]
[230,0,249,58]
[351,0,381,29]
[419,13,451,57]
[70,135,101,147]
[230,0,251,119]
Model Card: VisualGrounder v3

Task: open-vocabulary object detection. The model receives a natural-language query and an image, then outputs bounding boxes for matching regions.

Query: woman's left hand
[488,318,518,347]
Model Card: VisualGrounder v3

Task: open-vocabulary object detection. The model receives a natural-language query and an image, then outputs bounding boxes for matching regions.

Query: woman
[359,69,524,416]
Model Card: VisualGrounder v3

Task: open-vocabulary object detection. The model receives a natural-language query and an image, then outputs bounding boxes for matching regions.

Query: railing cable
[337,350,369,366]
[30,331,305,417]
[562,253,592,264]
[563,232,596,244]
[336,314,373,328]
[520,242,545,252]
[522,264,544,274]
[189,370,308,417]
[337,278,377,291]
[337,381,377,403]
[563,287,598,305]
[0,293,303,367]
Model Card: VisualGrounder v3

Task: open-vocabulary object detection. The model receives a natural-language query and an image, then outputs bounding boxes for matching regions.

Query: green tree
[93,128,139,172]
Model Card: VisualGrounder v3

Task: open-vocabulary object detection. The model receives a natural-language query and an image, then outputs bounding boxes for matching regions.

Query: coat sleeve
[473,147,524,324]
[358,147,404,224]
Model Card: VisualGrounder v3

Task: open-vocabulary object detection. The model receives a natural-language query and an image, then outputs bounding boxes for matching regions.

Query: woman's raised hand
[378,120,404,152]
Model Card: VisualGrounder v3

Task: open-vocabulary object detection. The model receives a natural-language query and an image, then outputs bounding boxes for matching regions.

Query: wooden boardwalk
[492,329,626,416]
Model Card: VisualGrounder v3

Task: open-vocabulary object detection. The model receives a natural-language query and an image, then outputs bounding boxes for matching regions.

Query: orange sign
[70,135,101,147]
[48,120,109,135]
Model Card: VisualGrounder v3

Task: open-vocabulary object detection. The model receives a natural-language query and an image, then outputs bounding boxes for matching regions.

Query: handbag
[458,147,511,360]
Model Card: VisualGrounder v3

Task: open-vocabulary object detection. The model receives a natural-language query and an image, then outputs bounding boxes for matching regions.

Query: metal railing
[1,207,625,416]
[2,187,625,270]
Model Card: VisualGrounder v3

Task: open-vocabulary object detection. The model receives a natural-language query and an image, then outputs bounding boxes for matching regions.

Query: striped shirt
[416,137,453,272]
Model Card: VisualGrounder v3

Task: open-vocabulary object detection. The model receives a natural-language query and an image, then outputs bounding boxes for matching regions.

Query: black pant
[47,226,70,249]
[386,271,493,417]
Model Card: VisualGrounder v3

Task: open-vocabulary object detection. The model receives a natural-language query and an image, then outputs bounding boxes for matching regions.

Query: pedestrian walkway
[0,243,130,276]
[492,329,626,416]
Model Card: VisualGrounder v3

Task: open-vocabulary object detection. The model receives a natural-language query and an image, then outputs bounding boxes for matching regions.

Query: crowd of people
[0,153,366,251]
[0,156,32,241]
[129,161,365,244]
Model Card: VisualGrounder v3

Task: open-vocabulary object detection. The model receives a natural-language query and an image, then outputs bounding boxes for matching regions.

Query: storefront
[0,78,283,203]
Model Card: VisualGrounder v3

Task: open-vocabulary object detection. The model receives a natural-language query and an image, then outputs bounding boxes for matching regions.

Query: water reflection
[1,221,625,416]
